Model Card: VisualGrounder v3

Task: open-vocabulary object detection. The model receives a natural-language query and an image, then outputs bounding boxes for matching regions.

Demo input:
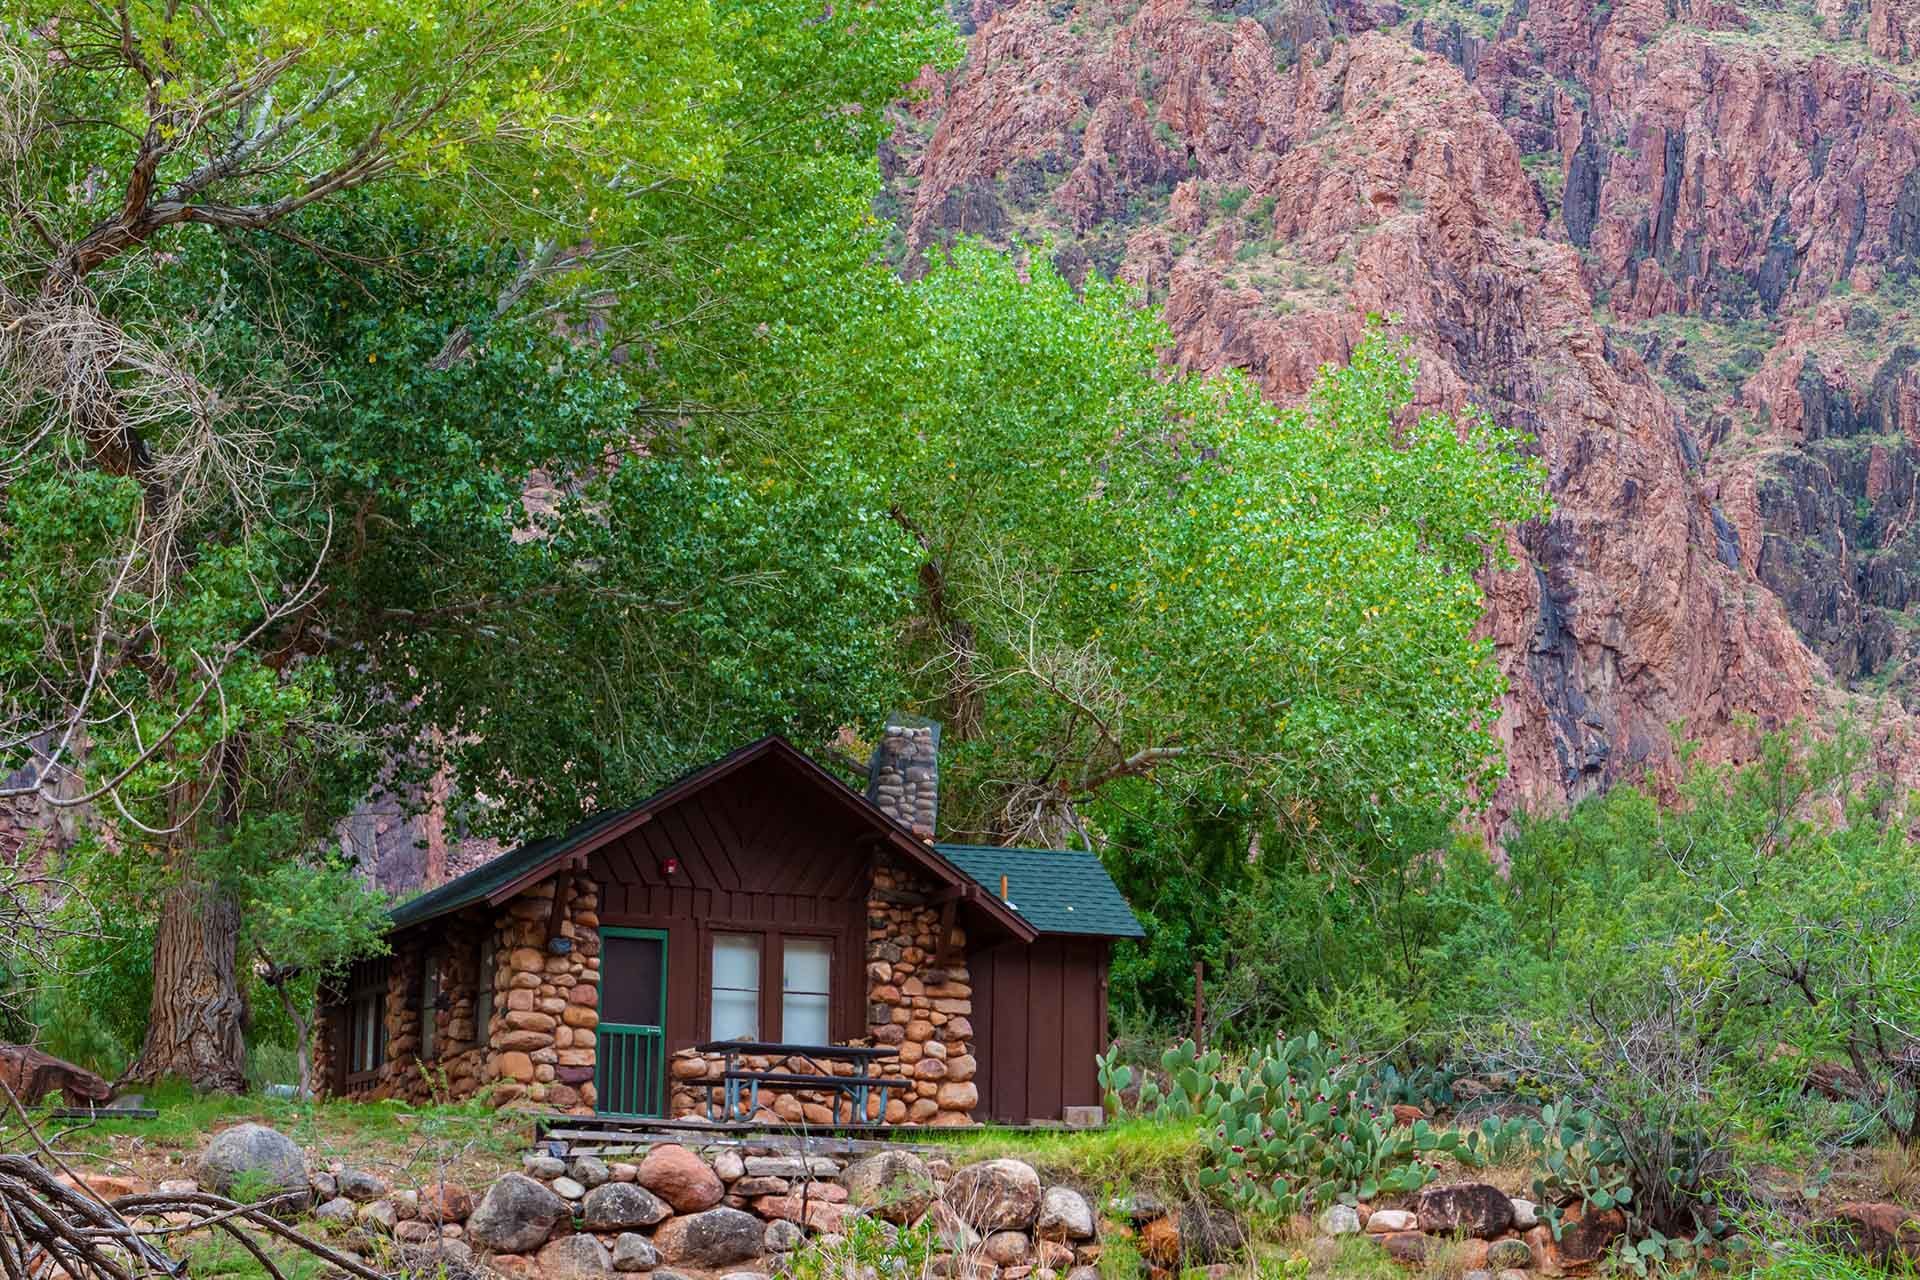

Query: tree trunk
[124,877,248,1091]
[271,981,315,1100]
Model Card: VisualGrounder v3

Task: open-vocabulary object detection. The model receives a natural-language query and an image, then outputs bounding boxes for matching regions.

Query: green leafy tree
[812,245,1549,850]
[0,0,953,1087]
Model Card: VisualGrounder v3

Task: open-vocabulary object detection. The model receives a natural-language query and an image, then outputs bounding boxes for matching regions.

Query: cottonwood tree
[800,245,1549,850]
[0,0,951,1087]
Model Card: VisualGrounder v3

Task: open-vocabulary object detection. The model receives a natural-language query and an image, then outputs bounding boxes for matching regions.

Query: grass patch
[919,1117,1207,1188]
[8,1078,532,1191]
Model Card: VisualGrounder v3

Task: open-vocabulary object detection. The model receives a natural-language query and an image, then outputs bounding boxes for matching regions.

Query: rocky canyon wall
[895,0,1920,834]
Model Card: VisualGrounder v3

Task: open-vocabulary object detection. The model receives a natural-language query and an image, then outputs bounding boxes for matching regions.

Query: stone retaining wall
[287,1142,1113,1280]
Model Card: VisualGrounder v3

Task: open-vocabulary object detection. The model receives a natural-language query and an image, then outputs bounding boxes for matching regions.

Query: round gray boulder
[196,1124,308,1205]
[537,1232,614,1279]
[583,1182,672,1232]
[467,1173,568,1254]
[946,1158,1042,1232]
[653,1207,766,1269]
[612,1233,661,1273]
[843,1150,935,1225]
[1037,1186,1096,1241]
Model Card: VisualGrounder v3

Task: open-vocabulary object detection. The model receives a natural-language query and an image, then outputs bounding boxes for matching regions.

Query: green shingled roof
[934,844,1146,938]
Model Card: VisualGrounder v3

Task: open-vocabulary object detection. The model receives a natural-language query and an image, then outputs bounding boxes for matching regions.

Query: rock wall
[318,871,600,1115]
[889,0,1920,832]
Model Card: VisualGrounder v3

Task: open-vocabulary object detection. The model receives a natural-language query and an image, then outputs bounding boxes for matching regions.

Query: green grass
[918,1116,1207,1188]
[7,1079,531,1187]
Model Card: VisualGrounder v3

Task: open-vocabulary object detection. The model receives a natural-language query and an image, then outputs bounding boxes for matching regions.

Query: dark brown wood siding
[968,936,1111,1123]
[589,753,874,1052]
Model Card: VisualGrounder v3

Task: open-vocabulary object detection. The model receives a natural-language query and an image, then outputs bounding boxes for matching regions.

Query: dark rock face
[652,1208,766,1269]
[582,1182,673,1232]
[1414,1183,1514,1239]
[467,1174,568,1254]
[1755,349,1920,700]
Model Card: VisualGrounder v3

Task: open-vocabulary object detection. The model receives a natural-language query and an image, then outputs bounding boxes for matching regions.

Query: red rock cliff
[896,0,1920,833]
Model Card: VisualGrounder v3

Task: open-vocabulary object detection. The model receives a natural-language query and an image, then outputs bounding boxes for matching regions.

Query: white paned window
[782,938,832,1044]
[711,933,760,1040]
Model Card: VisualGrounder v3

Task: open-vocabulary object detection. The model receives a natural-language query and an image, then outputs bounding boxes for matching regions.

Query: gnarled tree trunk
[123,876,247,1092]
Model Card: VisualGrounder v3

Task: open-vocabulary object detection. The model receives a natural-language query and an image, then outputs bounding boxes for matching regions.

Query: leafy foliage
[1098,1035,1471,1214]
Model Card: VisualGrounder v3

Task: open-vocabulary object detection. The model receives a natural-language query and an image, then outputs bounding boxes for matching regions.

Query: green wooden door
[596,928,668,1116]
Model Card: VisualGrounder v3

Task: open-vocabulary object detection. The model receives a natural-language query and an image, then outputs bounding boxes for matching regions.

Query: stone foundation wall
[317,871,599,1115]
[474,872,601,1113]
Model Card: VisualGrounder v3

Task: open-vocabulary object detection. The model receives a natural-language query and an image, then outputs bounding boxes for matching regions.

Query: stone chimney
[866,716,939,839]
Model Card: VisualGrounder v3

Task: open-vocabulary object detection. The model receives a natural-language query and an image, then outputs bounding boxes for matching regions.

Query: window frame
[778,934,834,1047]
[700,928,842,1045]
[419,946,442,1063]
[708,931,763,1042]
[473,934,496,1051]
[342,956,390,1089]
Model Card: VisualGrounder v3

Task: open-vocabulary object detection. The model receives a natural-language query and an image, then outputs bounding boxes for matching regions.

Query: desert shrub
[1098,1034,1470,1214]
[783,1215,937,1280]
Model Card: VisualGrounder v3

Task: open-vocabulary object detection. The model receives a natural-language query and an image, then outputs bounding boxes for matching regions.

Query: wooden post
[1193,959,1205,1048]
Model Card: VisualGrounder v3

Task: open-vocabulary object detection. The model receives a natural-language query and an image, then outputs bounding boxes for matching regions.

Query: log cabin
[314,722,1145,1125]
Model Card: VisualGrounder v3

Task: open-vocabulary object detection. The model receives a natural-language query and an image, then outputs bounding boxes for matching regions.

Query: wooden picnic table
[693,1041,900,1124]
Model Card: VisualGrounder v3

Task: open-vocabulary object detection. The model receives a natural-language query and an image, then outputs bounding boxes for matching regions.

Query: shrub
[1098,1034,1470,1214]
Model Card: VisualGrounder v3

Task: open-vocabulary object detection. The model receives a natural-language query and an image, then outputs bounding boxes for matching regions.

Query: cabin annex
[314,723,1145,1125]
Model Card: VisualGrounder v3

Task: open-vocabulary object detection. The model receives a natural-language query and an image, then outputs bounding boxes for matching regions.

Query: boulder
[524,1155,567,1178]
[571,1156,612,1189]
[394,1220,438,1246]
[337,1168,390,1203]
[612,1233,662,1273]
[1553,1203,1627,1265]
[582,1182,673,1231]
[843,1151,936,1224]
[1818,1202,1920,1265]
[1508,1198,1538,1229]
[467,1173,568,1254]
[537,1232,614,1280]
[418,1182,474,1224]
[1365,1209,1415,1233]
[1485,1238,1532,1269]
[1037,1187,1095,1241]
[712,1151,746,1182]
[638,1145,725,1213]
[552,1176,588,1201]
[357,1200,399,1234]
[946,1159,1042,1231]
[763,1220,804,1253]
[653,1207,766,1269]
[1415,1183,1514,1239]
[197,1124,308,1205]
[1316,1204,1361,1236]
[742,1156,838,1178]
[313,1196,356,1224]
[983,1232,1030,1266]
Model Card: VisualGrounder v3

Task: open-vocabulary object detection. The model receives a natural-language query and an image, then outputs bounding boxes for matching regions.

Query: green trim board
[597,927,668,1118]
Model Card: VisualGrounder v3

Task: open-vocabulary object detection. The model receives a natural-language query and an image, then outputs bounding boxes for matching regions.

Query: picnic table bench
[694,1041,900,1124]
